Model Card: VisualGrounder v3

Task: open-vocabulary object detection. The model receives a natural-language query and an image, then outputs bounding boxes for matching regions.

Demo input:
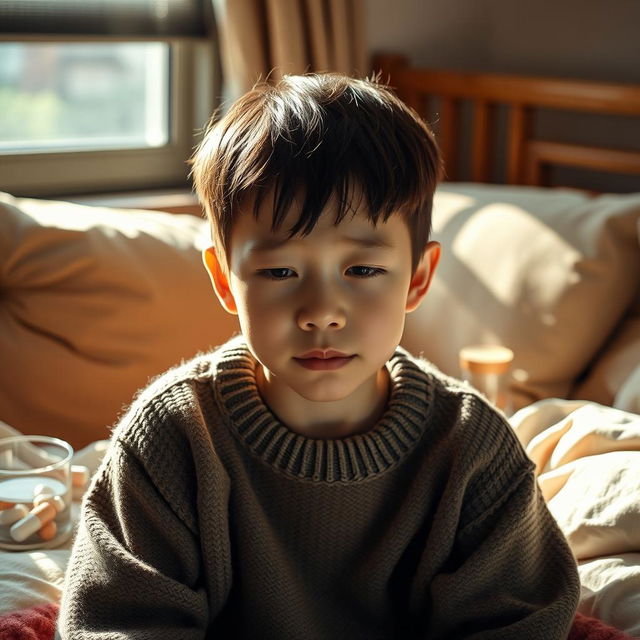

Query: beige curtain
[212,0,368,99]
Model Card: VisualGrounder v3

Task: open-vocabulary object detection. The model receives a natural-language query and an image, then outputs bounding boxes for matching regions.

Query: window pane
[0,42,169,152]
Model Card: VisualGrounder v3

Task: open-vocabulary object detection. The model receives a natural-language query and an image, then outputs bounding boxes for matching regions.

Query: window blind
[0,0,212,37]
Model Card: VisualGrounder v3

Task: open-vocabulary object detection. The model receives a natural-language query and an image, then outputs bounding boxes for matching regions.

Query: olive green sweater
[57,336,579,639]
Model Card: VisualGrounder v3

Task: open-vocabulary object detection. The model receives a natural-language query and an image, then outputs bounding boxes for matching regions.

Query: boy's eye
[347,266,386,278]
[258,268,296,280]
[258,265,385,280]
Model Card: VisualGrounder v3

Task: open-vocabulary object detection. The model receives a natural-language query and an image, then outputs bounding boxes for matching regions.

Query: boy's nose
[297,305,346,331]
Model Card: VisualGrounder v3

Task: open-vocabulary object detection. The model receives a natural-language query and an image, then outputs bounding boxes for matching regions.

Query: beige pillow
[0,193,239,450]
[401,183,640,410]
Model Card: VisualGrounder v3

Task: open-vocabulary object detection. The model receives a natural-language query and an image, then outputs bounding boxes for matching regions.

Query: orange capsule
[38,520,57,541]
[71,465,90,488]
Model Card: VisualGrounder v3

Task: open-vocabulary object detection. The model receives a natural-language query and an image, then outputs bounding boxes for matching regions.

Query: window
[0,0,218,198]
[0,38,216,197]
[0,42,170,152]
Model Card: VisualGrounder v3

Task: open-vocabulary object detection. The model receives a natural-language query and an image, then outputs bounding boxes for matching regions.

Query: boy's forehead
[247,228,396,253]
[235,195,394,247]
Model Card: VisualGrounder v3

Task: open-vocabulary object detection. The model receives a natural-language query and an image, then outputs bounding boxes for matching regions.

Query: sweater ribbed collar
[214,338,433,483]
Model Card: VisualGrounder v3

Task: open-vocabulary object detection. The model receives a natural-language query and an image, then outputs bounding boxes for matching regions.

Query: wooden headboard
[373,53,640,190]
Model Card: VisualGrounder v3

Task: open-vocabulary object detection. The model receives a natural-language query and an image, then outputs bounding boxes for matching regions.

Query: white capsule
[32,484,55,498]
[0,503,29,525]
[10,502,57,542]
[33,494,65,512]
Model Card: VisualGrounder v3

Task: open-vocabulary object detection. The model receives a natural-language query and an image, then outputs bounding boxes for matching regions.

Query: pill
[0,503,29,525]
[10,502,57,542]
[38,520,57,541]
[33,494,65,512]
[33,484,55,498]
[71,465,89,488]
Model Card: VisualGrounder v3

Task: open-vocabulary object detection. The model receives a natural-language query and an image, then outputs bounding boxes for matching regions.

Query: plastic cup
[0,436,74,550]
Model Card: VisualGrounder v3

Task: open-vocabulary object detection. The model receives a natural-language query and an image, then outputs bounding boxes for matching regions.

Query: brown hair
[190,73,442,273]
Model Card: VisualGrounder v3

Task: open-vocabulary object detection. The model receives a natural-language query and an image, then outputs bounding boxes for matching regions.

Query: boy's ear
[202,247,238,315]
[405,241,441,313]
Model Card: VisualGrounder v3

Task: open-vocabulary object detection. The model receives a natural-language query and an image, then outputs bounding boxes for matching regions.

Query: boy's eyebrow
[249,234,394,253]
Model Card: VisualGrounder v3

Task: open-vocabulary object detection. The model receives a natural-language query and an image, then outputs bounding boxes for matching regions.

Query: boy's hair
[190,73,442,274]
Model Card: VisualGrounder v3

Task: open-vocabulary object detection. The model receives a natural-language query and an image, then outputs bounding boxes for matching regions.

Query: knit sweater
[56,336,580,639]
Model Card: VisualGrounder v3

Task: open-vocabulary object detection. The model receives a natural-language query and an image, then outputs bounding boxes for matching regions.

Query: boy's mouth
[296,349,351,359]
[294,355,355,370]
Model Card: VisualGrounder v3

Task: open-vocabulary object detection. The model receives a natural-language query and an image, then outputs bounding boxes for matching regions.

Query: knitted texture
[0,603,59,640]
[57,336,580,639]
[568,613,636,639]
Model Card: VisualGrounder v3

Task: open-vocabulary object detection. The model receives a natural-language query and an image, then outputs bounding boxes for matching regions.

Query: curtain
[212,0,368,100]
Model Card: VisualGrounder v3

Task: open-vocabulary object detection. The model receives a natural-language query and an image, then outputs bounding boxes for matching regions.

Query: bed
[1,53,639,637]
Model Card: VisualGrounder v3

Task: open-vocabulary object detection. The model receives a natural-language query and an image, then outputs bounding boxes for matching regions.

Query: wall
[365,0,640,191]
[365,0,640,83]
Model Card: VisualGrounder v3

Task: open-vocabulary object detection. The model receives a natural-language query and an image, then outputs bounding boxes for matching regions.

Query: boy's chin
[293,385,358,404]
[281,370,383,405]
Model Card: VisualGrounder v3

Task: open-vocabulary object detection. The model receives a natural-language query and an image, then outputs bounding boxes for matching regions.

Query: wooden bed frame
[74,55,640,214]
[373,53,640,189]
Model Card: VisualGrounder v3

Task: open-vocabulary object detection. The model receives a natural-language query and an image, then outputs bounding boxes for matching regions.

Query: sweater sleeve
[426,464,580,639]
[56,438,212,639]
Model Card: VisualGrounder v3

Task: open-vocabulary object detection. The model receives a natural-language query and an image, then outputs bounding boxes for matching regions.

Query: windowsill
[67,188,203,216]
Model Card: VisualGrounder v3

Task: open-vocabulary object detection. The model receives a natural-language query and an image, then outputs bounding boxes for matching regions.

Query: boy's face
[203,194,440,434]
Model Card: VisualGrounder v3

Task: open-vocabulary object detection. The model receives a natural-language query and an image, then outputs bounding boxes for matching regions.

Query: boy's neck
[255,364,390,440]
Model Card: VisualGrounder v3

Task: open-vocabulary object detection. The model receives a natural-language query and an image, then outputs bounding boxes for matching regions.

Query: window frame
[0,38,217,197]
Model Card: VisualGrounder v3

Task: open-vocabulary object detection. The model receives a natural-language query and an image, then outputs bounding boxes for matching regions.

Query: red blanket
[0,604,635,639]
[0,603,59,640]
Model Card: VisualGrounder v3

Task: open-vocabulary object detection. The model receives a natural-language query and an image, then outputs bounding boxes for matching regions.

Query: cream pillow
[571,216,640,406]
[401,183,640,410]
[570,305,640,407]
[0,193,239,449]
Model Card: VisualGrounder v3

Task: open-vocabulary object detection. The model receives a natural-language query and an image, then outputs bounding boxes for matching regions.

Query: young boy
[57,73,579,638]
